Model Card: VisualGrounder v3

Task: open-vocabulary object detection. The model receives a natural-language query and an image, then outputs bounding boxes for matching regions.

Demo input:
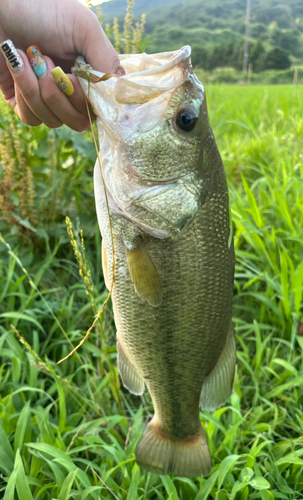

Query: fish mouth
[72,55,114,83]
[72,46,194,106]
[113,46,192,104]
[72,46,191,80]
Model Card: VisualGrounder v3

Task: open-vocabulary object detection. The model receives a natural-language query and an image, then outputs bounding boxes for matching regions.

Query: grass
[0,84,303,499]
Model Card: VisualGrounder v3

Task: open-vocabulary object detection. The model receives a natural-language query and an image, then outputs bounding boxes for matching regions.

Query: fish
[72,46,236,478]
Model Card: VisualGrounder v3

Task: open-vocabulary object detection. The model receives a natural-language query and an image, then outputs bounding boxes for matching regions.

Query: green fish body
[73,46,236,478]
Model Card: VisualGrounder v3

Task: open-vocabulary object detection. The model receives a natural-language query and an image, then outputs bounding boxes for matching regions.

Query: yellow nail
[51,67,74,96]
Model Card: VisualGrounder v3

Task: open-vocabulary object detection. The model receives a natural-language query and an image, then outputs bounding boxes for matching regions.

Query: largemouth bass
[72,46,236,478]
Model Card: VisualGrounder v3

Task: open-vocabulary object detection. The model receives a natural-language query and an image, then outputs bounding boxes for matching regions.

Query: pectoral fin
[117,339,145,395]
[125,242,162,307]
[200,322,236,412]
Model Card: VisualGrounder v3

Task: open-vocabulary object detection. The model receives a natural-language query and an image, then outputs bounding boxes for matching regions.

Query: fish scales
[73,46,236,478]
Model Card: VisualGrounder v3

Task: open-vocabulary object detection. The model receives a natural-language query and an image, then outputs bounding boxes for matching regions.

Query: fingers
[0,39,20,102]
[9,50,63,128]
[73,8,125,76]
[14,86,42,126]
[38,57,91,131]
[1,42,93,131]
[50,65,91,118]
[0,40,43,126]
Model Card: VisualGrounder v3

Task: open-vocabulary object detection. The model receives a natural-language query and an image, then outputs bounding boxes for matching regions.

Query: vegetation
[112,0,146,54]
[103,0,303,82]
[195,66,303,85]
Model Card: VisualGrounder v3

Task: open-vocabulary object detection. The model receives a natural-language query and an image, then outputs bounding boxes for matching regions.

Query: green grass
[0,84,303,499]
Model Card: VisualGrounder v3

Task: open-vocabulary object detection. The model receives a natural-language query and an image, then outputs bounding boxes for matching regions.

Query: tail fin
[136,419,211,478]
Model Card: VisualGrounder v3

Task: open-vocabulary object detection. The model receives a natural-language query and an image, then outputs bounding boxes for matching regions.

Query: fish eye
[175,108,199,132]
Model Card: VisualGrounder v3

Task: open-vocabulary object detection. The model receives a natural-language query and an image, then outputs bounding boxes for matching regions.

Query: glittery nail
[51,67,74,96]
[27,45,47,78]
[0,39,23,71]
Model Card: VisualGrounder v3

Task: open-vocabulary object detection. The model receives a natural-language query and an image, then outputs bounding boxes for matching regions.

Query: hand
[0,0,124,131]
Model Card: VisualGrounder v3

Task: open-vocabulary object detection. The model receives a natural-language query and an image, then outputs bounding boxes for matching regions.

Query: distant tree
[255,6,292,29]
[295,17,303,32]
[250,23,267,39]
[257,47,291,71]
[233,40,245,70]
[268,25,282,48]
[191,45,210,70]
[185,20,203,29]
[224,42,237,65]
[205,19,228,30]
[167,28,184,40]
[270,28,300,55]
[205,6,225,18]
[209,42,236,70]
[249,40,265,71]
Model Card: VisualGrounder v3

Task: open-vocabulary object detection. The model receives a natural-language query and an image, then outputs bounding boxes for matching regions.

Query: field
[0,83,303,500]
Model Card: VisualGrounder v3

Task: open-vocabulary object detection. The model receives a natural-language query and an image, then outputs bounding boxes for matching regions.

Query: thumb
[73,8,125,76]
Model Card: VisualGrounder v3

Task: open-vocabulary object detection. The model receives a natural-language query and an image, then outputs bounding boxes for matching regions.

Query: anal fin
[125,242,162,307]
[117,339,145,395]
[200,322,236,412]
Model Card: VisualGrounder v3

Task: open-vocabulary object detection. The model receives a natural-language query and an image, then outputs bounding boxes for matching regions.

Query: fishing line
[57,73,116,365]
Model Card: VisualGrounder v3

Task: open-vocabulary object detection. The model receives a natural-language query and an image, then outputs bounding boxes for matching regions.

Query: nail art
[0,39,23,71]
[27,45,47,77]
[51,67,74,96]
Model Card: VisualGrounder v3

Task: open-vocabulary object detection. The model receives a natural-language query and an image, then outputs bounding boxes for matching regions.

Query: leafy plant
[112,0,146,54]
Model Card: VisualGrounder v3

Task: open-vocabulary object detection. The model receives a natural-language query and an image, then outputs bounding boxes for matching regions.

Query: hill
[99,0,192,17]
[102,0,303,72]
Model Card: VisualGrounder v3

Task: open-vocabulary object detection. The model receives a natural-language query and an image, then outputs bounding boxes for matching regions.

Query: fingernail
[0,39,23,72]
[27,45,47,78]
[51,67,74,96]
